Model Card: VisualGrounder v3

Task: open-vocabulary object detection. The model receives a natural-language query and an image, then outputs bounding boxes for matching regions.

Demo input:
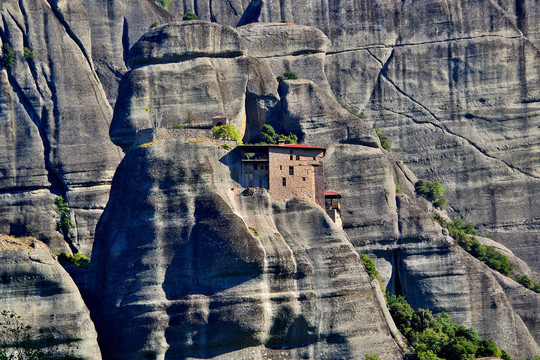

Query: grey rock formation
[88,139,403,360]
[110,22,279,149]
[238,23,332,93]
[80,0,175,104]
[233,0,540,274]
[0,0,122,254]
[0,235,100,359]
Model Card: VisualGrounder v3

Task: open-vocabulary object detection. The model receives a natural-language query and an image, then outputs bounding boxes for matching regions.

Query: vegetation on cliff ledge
[415,179,447,209]
[254,124,298,145]
[387,294,511,360]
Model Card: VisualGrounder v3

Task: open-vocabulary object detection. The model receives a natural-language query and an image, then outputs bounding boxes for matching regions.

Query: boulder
[0,235,100,359]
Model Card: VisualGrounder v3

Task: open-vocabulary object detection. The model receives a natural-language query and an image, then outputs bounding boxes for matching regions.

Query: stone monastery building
[239,141,326,208]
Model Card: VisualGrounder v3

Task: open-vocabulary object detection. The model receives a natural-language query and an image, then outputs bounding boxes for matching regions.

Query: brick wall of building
[267,147,325,207]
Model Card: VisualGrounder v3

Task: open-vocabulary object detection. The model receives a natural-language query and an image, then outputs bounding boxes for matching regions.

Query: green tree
[2,44,15,68]
[22,47,34,60]
[515,274,534,289]
[375,128,391,151]
[182,12,199,20]
[212,125,242,142]
[55,196,72,234]
[156,0,173,10]
[360,254,379,281]
[415,179,447,209]
[257,124,297,144]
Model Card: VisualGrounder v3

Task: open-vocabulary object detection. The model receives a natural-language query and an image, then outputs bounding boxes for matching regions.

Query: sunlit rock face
[0,0,122,254]
[0,235,101,359]
[87,139,403,360]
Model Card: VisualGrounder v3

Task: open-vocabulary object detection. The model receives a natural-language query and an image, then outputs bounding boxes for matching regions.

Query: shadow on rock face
[161,193,266,357]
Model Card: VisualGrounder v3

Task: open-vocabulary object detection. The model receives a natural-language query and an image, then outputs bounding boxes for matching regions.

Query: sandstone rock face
[80,0,175,104]
[110,22,279,149]
[238,23,332,93]
[0,0,122,254]
[128,22,247,67]
[87,139,403,360]
[0,235,100,359]
[232,0,540,274]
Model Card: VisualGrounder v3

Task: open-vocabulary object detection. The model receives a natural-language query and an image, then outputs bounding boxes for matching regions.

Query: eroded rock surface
[0,0,122,254]
[110,22,279,149]
[0,235,100,359]
[87,139,403,360]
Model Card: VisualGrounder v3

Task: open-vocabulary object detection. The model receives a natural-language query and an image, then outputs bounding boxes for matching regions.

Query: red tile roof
[324,191,342,198]
[239,144,326,152]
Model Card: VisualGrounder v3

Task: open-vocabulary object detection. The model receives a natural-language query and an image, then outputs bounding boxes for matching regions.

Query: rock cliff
[0,0,122,254]
[230,0,540,273]
[0,235,100,359]
[110,21,278,149]
[87,139,403,360]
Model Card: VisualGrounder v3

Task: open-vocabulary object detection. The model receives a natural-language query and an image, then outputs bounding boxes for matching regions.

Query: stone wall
[268,147,325,207]
[134,128,237,148]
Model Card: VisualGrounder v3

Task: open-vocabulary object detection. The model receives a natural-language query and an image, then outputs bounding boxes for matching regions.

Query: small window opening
[303,177,306,181]
[313,156,316,160]
[296,155,300,160]
[282,178,287,186]
[290,155,294,160]
[280,165,283,170]
[289,166,294,175]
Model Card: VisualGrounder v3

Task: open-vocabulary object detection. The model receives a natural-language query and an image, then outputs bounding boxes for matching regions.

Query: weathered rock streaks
[0,0,122,254]
[88,139,403,359]
[0,235,100,359]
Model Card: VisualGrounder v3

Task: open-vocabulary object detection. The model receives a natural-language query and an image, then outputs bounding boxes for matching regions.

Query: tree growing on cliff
[415,179,447,209]
[212,125,242,142]
[257,124,297,144]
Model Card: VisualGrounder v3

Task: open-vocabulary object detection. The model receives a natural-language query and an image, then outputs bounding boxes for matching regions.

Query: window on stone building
[313,156,316,160]
[303,177,306,181]
[296,155,300,160]
[280,165,283,170]
[289,166,294,175]
[290,155,294,160]
[282,178,287,186]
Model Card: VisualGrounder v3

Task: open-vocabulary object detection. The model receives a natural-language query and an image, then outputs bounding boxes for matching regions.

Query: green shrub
[435,214,512,277]
[55,196,72,234]
[183,12,199,20]
[514,274,540,292]
[156,0,173,10]
[2,43,15,68]
[172,124,184,129]
[277,72,298,82]
[365,355,380,360]
[360,254,379,281]
[375,128,391,151]
[386,295,510,360]
[150,21,160,29]
[339,101,366,120]
[212,125,242,142]
[256,124,297,144]
[222,143,230,150]
[395,181,402,194]
[57,252,90,269]
[23,47,34,60]
[248,227,259,236]
[415,179,446,209]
